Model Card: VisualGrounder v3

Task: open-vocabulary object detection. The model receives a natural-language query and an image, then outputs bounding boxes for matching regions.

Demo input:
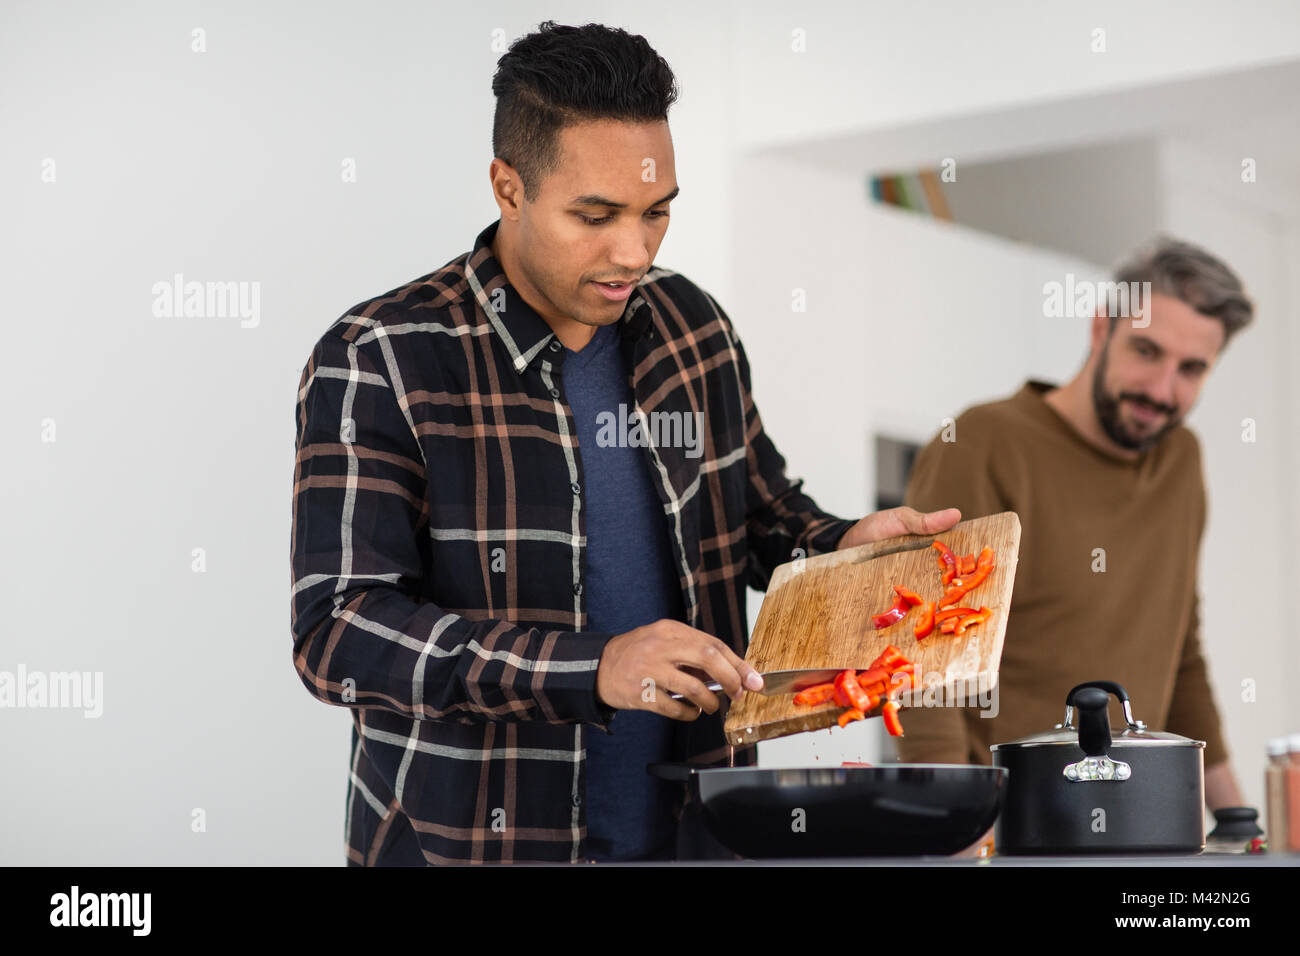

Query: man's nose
[1146,361,1179,409]
[609,226,652,274]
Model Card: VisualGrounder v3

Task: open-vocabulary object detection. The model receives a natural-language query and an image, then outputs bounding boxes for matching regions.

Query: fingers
[890,505,961,536]
[668,626,760,700]
[658,669,719,716]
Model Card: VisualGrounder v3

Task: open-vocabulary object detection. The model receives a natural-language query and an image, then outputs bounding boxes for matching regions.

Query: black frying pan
[648,761,1007,858]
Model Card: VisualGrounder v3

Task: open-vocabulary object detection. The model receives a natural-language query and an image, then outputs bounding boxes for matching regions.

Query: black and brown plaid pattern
[290,219,854,863]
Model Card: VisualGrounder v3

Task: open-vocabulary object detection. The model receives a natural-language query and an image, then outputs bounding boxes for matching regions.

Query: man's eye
[577,210,669,226]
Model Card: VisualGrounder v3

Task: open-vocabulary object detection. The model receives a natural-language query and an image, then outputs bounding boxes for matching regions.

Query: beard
[1091,342,1182,452]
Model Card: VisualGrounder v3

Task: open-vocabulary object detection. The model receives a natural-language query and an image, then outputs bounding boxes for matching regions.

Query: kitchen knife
[668,667,848,701]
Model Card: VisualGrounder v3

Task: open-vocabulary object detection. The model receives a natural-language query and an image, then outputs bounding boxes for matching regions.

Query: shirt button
[573,582,583,595]
[570,481,581,495]
[550,387,560,398]
[549,339,562,352]
[572,794,582,807]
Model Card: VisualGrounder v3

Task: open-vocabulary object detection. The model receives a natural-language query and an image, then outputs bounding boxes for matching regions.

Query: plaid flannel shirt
[290,219,855,864]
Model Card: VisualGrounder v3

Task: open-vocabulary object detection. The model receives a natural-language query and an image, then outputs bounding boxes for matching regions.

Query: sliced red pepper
[887,670,915,694]
[893,585,924,607]
[832,669,858,708]
[954,606,992,636]
[854,666,889,688]
[872,591,913,629]
[836,669,873,711]
[940,618,957,634]
[871,645,906,670]
[837,707,865,728]
[959,553,976,576]
[935,605,977,623]
[792,682,836,706]
[882,700,904,736]
[914,601,936,640]
[976,546,995,570]
[932,541,957,585]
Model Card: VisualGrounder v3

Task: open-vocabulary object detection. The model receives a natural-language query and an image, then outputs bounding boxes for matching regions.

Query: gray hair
[1113,236,1254,344]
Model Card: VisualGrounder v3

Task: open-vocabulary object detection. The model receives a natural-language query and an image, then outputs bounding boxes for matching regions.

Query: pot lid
[991,723,1205,750]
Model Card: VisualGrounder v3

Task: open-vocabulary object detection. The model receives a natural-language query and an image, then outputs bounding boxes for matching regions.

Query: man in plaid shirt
[290,21,959,864]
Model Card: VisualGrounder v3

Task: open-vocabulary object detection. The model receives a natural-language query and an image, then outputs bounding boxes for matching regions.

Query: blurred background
[3,0,1297,864]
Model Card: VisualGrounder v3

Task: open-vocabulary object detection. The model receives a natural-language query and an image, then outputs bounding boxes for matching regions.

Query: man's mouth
[590,279,637,302]
[1124,397,1172,425]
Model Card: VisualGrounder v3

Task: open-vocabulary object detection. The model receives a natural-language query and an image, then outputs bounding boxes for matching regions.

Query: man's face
[509,119,677,330]
[1090,292,1225,451]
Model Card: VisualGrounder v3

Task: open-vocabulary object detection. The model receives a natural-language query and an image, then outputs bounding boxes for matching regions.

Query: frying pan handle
[1061,680,1146,732]
[645,761,696,782]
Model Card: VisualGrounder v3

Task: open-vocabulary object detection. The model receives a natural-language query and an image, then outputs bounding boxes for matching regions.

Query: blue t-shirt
[561,320,686,862]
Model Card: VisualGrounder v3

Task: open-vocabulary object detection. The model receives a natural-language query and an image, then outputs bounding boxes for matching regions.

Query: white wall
[730,0,1300,152]
[1160,138,1300,811]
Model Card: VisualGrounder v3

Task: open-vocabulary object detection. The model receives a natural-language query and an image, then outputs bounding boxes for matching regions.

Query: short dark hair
[1111,236,1254,346]
[491,21,678,201]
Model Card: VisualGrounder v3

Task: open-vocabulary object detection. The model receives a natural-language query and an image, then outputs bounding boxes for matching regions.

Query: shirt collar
[464,219,654,374]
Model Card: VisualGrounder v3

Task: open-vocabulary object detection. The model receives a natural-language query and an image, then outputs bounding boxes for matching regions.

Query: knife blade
[668,667,851,701]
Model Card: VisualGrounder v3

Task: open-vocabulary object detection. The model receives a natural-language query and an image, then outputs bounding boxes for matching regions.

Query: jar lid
[1267,737,1290,756]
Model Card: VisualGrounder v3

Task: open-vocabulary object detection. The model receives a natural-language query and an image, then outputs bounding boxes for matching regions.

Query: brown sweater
[896,380,1229,768]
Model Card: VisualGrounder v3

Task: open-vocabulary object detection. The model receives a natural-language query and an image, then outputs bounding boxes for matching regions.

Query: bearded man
[897,237,1253,815]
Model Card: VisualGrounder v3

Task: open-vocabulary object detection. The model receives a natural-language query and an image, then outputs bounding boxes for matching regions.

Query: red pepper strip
[832,670,858,708]
[932,541,957,585]
[954,606,992,636]
[837,669,874,711]
[914,601,936,639]
[976,546,995,570]
[959,554,976,576]
[837,708,865,728]
[935,606,977,623]
[792,683,836,706]
[882,700,904,737]
[871,645,906,669]
[893,585,924,607]
[854,666,890,689]
[887,670,915,694]
[940,618,957,634]
[871,598,911,629]
[857,681,887,700]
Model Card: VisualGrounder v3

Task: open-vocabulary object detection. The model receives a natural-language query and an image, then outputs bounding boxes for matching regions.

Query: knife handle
[668,681,724,701]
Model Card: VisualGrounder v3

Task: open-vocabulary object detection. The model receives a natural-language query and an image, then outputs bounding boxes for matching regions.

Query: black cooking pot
[991,680,1205,854]
[648,761,1007,858]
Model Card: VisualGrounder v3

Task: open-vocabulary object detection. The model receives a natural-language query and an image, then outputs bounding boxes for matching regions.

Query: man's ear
[1088,310,1111,357]
[489,158,523,217]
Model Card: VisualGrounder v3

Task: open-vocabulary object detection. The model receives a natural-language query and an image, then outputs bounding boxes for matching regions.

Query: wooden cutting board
[724,512,1021,746]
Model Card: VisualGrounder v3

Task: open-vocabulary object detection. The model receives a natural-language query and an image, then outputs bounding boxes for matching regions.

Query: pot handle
[1061,683,1135,782]
[1072,687,1112,757]
[1061,680,1147,733]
